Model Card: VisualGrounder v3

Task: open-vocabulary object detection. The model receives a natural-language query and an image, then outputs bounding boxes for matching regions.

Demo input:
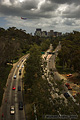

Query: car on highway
[18,86,21,91]
[19,71,21,75]
[19,102,23,110]
[65,83,70,87]
[19,69,21,72]
[19,69,21,75]
[13,75,16,79]
[64,92,70,98]
[12,86,16,90]
[17,65,19,68]
[65,83,72,90]
[68,86,72,90]
[10,106,15,115]
[67,74,72,77]
[21,65,24,68]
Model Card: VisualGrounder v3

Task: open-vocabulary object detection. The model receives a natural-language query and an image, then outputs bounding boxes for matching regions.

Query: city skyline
[34,28,62,37]
[0,0,80,34]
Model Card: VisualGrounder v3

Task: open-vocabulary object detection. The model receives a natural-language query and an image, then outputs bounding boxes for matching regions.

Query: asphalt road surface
[46,44,77,102]
[0,54,29,120]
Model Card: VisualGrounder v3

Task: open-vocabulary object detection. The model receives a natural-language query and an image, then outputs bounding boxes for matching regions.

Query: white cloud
[37,0,46,10]
[2,0,11,5]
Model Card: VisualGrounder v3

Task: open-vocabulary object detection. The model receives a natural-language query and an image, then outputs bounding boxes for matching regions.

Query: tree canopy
[57,31,80,72]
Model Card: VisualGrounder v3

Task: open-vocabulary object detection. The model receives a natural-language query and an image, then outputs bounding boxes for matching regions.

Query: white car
[10,106,15,115]
[17,65,19,68]
[13,75,16,79]
[21,65,24,68]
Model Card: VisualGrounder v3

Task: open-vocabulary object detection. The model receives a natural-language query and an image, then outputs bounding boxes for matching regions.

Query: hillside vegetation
[57,31,80,73]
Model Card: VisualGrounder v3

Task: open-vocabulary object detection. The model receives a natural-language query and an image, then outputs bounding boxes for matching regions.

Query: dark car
[18,86,21,91]
[19,69,21,75]
[64,92,70,98]
[19,72,21,75]
[19,102,23,110]
[19,69,21,72]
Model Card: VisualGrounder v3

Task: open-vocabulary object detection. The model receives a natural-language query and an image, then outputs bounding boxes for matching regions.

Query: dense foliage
[24,44,42,87]
[57,31,80,72]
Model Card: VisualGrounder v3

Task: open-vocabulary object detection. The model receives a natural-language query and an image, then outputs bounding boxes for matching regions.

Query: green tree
[24,44,42,87]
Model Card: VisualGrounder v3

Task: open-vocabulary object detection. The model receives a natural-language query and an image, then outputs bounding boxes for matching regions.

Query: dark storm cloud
[0,0,80,19]
[49,0,80,5]
[0,0,38,18]
[0,0,3,2]
[21,0,38,10]
[0,5,22,16]
[63,5,80,19]
[10,0,15,4]
[40,1,58,12]
[0,0,54,19]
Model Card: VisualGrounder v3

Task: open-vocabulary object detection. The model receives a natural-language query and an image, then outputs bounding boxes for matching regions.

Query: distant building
[34,28,62,37]
[54,32,62,37]
[54,32,58,37]
[41,31,47,37]
[58,32,62,36]
[48,30,54,37]
[34,28,42,37]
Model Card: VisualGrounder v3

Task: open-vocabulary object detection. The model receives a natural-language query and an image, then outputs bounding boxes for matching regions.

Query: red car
[12,87,16,90]
[67,74,72,77]
[65,83,70,87]
[68,86,72,90]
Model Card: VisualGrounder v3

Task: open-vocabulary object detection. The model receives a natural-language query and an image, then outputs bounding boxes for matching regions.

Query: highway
[0,54,29,120]
[43,43,77,103]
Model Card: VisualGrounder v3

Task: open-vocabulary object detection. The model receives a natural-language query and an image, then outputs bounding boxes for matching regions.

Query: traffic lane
[9,62,21,120]
[14,64,21,120]
[0,67,15,119]
[15,67,24,120]
[2,74,15,120]
[18,65,25,120]
[53,72,61,81]
[14,57,26,120]
[2,60,21,119]
[18,89,25,120]
[1,54,28,119]
[1,79,11,118]
[10,63,20,120]
[6,64,19,120]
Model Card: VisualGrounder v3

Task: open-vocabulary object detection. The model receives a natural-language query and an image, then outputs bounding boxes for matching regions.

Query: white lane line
[15,71,19,120]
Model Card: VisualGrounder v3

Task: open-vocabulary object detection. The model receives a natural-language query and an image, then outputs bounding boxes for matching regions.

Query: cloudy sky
[0,0,80,34]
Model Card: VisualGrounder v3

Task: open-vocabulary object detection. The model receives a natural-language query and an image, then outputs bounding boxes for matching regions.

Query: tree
[24,44,42,87]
